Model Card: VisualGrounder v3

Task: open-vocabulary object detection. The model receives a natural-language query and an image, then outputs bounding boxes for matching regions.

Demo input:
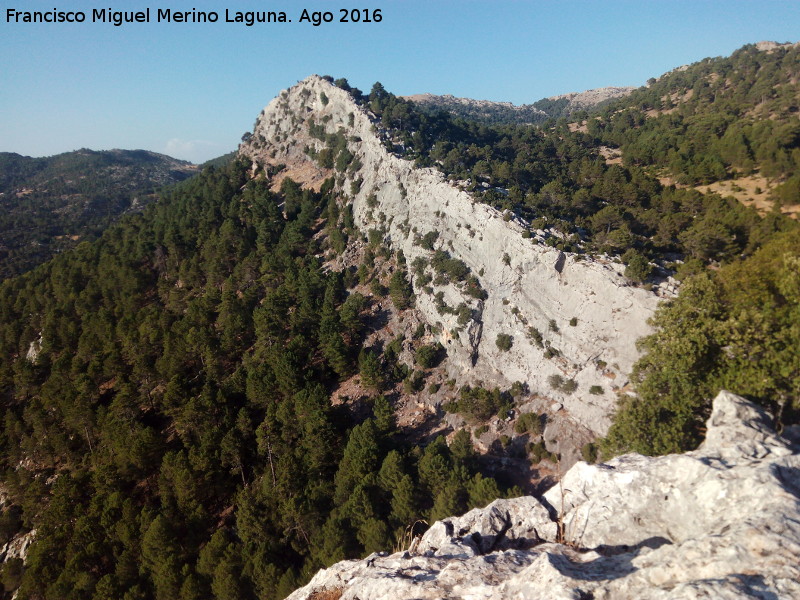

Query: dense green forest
[0,161,513,599]
[0,150,196,280]
[596,44,800,187]
[603,227,800,455]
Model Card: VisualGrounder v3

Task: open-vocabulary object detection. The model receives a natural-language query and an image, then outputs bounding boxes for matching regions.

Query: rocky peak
[240,75,664,440]
[286,391,800,599]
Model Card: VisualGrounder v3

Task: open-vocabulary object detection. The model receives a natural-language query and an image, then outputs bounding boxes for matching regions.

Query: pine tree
[334,419,381,504]
[389,268,413,311]
[140,515,182,600]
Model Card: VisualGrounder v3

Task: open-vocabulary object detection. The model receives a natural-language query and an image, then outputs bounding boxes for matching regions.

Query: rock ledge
[286,391,800,600]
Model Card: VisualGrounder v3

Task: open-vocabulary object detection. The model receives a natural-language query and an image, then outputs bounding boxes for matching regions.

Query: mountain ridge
[403,85,635,125]
[240,74,662,440]
[0,148,197,279]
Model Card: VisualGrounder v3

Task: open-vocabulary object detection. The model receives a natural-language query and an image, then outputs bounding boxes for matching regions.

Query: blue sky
[1,0,798,163]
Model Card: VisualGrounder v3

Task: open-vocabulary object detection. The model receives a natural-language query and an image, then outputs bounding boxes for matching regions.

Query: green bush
[581,442,598,464]
[527,327,544,347]
[514,412,542,435]
[510,381,527,398]
[495,333,513,352]
[622,249,653,283]
[416,343,443,369]
[561,379,578,394]
[370,278,387,297]
[403,370,425,393]
[543,346,560,359]
[430,250,470,282]
[529,441,557,464]
[389,268,414,310]
[415,231,439,250]
[443,385,512,422]
[456,303,472,325]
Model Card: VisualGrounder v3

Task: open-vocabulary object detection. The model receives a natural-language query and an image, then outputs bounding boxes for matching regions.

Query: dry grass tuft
[308,587,344,600]
[393,519,429,554]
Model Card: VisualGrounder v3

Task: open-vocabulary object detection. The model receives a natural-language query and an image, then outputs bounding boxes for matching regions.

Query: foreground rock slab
[286,391,800,599]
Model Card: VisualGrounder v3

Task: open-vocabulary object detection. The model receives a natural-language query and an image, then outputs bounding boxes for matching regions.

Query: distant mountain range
[403,86,635,124]
[0,148,196,279]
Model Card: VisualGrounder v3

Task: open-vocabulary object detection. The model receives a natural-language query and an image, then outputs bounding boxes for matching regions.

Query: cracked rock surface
[286,391,800,600]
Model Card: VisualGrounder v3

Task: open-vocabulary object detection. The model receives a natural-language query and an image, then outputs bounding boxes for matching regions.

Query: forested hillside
[598,42,800,190]
[0,161,513,599]
[339,43,799,271]
[0,149,196,280]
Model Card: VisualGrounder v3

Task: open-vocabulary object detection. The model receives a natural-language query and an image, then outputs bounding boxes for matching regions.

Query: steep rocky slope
[240,76,663,436]
[286,391,800,600]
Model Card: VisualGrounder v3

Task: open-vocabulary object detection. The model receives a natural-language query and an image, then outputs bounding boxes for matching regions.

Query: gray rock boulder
[285,391,800,599]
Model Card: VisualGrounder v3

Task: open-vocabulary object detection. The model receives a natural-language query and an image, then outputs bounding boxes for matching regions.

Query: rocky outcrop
[286,391,800,600]
[755,40,800,52]
[0,530,35,564]
[240,75,663,435]
[25,333,42,364]
[546,86,636,111]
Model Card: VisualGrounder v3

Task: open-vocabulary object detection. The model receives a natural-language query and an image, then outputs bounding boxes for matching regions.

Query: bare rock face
[285,391,800,600]
[240,75,662,435]
[0,530,35,564]
[25,333,42,363]
[755,40,800,52]
[546,86,636,111]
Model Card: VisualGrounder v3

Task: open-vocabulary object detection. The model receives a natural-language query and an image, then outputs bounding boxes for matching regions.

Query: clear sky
[1,0,798,163]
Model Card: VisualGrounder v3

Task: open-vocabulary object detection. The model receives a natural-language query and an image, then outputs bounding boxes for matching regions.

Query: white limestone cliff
[240,75,664,435]
[285,391,800,600]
